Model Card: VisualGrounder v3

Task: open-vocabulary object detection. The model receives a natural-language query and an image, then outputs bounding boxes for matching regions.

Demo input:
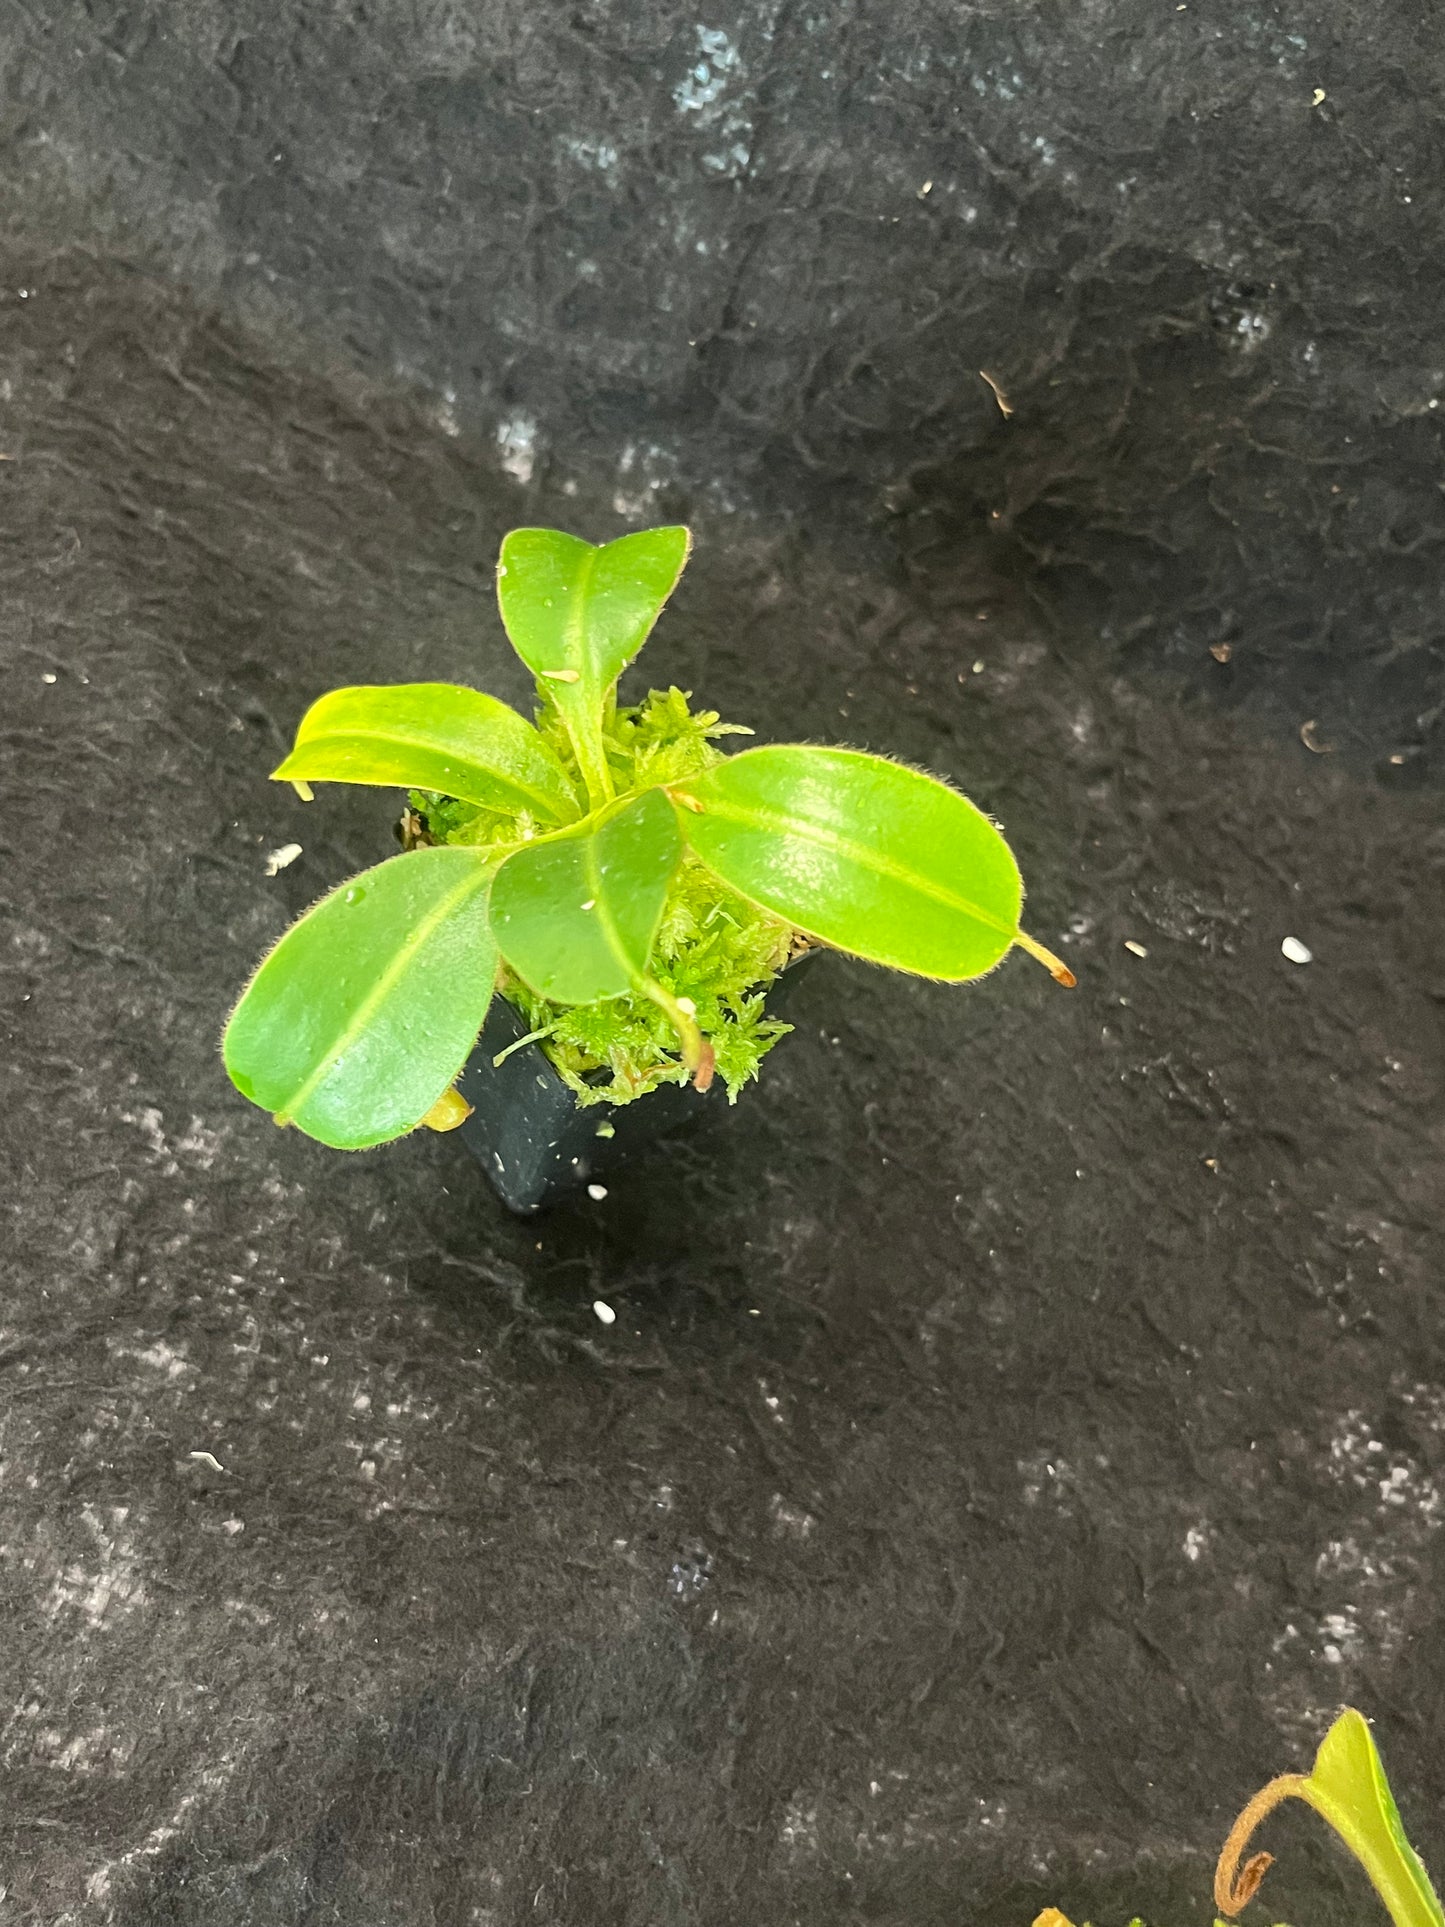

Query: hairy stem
[1214,1774,1307,1915]
[1015,928,1077,987]
[640,977,715,1092]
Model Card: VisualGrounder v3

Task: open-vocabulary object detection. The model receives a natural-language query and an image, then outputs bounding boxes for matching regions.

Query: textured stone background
[4,0,1442,763]
[0,5,1442,1924]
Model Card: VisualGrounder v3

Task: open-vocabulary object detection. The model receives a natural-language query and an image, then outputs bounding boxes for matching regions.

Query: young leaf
[489,786,682,1005]
[496,526,692,810]
[223,846,498,1150]
[672,745,1027,981]
[1215,1708,1445,1927]
[271,683,580,823]
[1299,1713,1444,1927]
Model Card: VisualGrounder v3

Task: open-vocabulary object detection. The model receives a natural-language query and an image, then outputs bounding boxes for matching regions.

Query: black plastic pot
[454,958,816,1214]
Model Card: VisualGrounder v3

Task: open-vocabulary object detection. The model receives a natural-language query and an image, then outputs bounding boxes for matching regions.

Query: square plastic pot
[453,956,817,1215]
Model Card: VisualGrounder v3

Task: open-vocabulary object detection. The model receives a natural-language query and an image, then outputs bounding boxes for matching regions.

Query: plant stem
[1015,929,1077,987]
[571,730,614,813]
[1214,1774,1306,1914]
[640,977,715,1092]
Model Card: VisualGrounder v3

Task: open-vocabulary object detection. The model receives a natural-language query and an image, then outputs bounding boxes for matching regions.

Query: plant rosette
[223,525,1073,1208]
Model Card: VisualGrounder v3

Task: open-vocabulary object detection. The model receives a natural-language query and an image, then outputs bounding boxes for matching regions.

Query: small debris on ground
[1209,641,1232,662]
[592,1300,616,1325]
[264,842,303,876]
[1312,87,1327,106]
[587,1182,608,1201]
[978,369,1013,418]
[1124,939,1148,958]
[1282,936,1313,965]
[1299,718,1335,753]
[189,1450,227,1472]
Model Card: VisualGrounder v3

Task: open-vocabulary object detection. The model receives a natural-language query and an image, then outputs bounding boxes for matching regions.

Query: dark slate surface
[0,4,1441,1924]
[2,1,1442,767]
[1,249,1442,1927]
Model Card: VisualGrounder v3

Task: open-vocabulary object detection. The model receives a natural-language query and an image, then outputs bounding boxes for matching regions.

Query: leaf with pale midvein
[489,787,682,1003]
[223,847,498,1149]
[271,683,580,823]
[496,526,692,808]
[1299,1712,1445,1927]
[674,745,1024,980]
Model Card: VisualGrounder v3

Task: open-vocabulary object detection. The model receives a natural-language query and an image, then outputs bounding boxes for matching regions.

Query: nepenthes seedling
[223,524,1073,1151]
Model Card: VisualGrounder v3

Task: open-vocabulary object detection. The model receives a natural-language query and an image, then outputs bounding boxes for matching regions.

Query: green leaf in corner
[1297,1711,1445,1927]
[272,683,580,824]
[489,786,682,1004]
[223,846,498,1149]
[496,526,692,810]
[1216,1709,1444,1927]
[673,745,1027,981]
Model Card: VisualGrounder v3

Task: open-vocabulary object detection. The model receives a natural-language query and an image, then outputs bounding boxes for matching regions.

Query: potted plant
[223,525,1074,1211]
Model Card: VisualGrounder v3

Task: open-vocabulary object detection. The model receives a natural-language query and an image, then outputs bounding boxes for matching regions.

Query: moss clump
[409,685,803,1105]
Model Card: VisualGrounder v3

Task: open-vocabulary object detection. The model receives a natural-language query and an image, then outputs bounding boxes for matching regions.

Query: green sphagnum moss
[411,685,802,1105]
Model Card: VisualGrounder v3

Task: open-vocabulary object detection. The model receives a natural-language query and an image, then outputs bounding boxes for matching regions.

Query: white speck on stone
[769,1493,815,1538]
[592,1299,616,1325]
[41,671,57,683]
[561,136,619,170]
[1124,939,1148,958]
[1183,1524,1209,1563]
[674,26,739,112]
[264,842,303,876]
[131,1341,193,1380]
[496,414,538,485]
[1282,936,1313,964]
[587,1183,608,1201]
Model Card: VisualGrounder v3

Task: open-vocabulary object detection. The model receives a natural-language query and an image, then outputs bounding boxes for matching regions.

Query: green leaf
[489,787,682,1004]
[496,526,692,810]
[223,846,498,1149]
[271,683,580,824]
[673,745,1026,980]
[1299,1711,1445,1927]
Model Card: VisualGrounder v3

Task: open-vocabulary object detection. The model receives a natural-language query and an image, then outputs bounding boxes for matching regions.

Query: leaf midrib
[281,725,570,819]
[693,793,1020,942]
[561,541,601,684]
[583,823,640,994]
[277,856,492,1128]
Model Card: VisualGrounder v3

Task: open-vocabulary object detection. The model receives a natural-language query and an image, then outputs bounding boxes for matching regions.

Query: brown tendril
[1214,1773,1308,1916]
